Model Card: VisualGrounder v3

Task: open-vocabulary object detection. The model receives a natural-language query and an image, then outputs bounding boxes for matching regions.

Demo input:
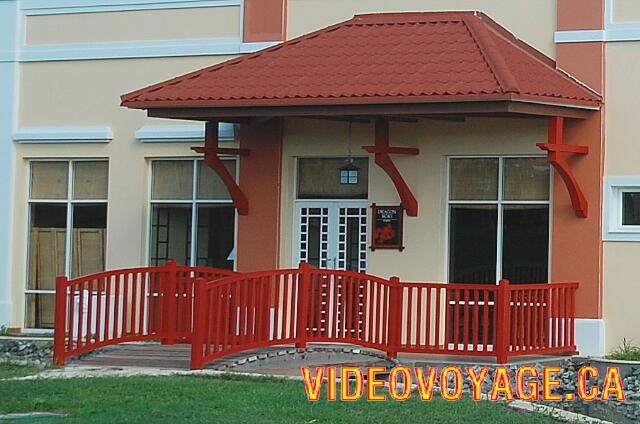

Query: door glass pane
[28,204,67,290]
[337,207,367,272]
[196,160,234,200]
[150,205,192,266]
[449,205,497,283]
[502,205,549,283]
[297,158,368,199]
[450,158,499,201]
[152,161,193,200]
[307,217,321,268]
[71,205,107,278]
[73,161,109,200]
[26,293,55,329]
[30,162,68,199]
[622,192,640,225]
[503,158,550,201]
[196,205,235,269]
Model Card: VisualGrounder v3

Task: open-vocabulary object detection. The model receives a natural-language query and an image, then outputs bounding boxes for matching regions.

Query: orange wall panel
[243,0,287,42]
[551,112,604,318]
[553,42,605,319]
[236,119,284,272]
[557,0,604,31]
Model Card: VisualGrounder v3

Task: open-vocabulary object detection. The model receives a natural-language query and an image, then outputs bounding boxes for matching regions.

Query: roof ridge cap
[462,13,520,94]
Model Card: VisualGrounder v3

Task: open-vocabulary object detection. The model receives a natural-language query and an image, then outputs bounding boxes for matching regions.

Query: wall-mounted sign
[370,204,404,251]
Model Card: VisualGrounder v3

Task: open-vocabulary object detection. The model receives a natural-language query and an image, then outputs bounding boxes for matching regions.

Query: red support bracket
[536,116,589,218]
[363,119,419,217]
[192,121,250,215]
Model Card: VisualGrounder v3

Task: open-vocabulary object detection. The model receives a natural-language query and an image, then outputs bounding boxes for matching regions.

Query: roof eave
[140,98,598,122]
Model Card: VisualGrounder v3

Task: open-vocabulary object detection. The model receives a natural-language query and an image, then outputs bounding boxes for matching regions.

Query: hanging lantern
[339,158,359,185]
[340,122,359,184]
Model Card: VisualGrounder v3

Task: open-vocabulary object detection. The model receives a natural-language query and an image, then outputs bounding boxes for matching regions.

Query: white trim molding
[20,0,240,15]
[14,39,277,63]
[603,176,640,241]
[135,123,235,142]
[0,0,19,327]
[575,318,606,357]
[14,126,113,143]
[0,0,280,63]
[556,0,640,43]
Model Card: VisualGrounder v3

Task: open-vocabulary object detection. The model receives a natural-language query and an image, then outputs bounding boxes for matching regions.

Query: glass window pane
[622,192,640,226]
[30,162,68,199]
[150,205,191,266]
[448,205,497,283]
[26,293,55,329]
[503,158,550,201]
[28,204,67,290]
[196,160,234,200]
[297,158,368,199]
[502,205,549,283]
[71,205,107,278]
[73,161,108,200]
[196,205,235,269]
[449,158,498,201]
[152,161,193,200]
[307,217,321,268]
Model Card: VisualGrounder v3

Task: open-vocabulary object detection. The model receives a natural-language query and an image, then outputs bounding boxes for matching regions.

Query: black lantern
[340,122,359,185]
[339,158,359,185]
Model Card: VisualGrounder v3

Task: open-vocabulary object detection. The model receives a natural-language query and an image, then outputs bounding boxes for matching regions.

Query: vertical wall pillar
[0,1,19,328]
[243,0,288,42]
[236,119,284,272]
[554,0,606,355]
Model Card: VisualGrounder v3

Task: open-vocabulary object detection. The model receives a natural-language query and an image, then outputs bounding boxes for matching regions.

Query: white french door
[293,201,368,272]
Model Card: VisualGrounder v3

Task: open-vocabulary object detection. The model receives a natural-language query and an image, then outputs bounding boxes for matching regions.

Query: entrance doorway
[293,201,368,271]
[293,157,369,271]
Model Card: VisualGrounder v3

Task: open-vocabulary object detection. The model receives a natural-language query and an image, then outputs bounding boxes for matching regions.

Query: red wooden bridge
[54,262,578,368]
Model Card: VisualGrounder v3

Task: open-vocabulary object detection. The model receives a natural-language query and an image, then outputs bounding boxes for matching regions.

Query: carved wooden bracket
[192,121,250,215]
[363,119,419,217]
[536,116,589,218]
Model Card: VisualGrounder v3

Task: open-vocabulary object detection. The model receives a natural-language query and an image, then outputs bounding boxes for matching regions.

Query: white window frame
[147,157,237,268]
[25,158,109,331]
[603,176,640,241]
[445,155,552,284]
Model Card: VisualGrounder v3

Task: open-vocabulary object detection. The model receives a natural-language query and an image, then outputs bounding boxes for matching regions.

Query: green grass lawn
[0,369,561,424]
[0,362,43,378]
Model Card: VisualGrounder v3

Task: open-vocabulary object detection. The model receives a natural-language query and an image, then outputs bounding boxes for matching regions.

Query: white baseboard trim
[575,318,605,357]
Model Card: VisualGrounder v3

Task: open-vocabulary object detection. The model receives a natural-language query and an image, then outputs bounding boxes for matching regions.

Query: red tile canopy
[121,11,601,116]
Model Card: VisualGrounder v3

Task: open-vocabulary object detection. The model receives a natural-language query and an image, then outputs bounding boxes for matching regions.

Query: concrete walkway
[64,342,566,377]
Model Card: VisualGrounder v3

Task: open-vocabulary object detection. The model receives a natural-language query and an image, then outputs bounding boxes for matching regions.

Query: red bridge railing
[53,261,236,365]
[190,264,579,369]
[54,263,578,367]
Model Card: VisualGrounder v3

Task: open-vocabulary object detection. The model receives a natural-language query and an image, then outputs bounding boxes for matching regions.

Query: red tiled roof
[121,11,601,110]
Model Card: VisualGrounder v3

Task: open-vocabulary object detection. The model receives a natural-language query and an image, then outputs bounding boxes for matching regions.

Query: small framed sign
[370,204,404,251]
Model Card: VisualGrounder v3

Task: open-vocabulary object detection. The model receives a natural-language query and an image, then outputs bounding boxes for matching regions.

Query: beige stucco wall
[602,42,640,352]
[26,6,241,45]
[287,0,557,57]
[12,55,238,327]
[279,117,548,281]
[612,0,640,23]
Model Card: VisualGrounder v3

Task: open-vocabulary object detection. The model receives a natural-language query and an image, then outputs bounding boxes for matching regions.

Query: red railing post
[162,260,178,345]
[295,262,311,349]
[190,278,207,370]
[386,276,402,359]
[54,275,68,366]
[495,279,511,364]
